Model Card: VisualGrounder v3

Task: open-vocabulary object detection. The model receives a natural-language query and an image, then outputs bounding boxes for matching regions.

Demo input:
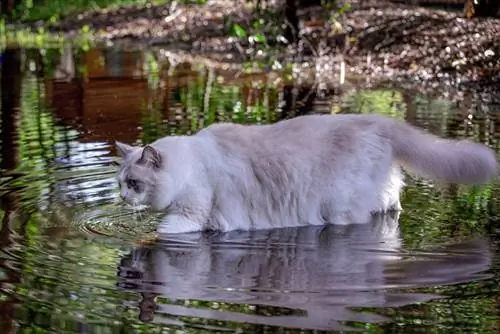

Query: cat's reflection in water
[116,211,492,331]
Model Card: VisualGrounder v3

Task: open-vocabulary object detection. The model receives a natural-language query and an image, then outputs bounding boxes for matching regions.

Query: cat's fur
[115,114,497,234]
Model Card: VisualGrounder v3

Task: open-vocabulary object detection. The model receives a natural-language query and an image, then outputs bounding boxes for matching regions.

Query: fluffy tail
[386,119,497,184]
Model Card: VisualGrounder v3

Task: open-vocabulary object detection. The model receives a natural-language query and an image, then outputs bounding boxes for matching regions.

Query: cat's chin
[122,203,151,212]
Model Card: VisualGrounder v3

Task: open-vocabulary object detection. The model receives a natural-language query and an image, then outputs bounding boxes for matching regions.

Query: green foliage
[323,0,351,32]
[8,0,173,22]
[0,28,97,51]
[138,58,281,144]
[0,29,64,50]
[344,89,405,117]
[231,23,247,38]
[0,17,5,36]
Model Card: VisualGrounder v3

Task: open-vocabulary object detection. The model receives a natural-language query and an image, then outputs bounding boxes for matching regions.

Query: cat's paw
[157,215,202,234]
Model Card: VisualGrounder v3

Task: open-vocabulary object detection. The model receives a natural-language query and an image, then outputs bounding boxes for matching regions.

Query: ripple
[77,205,162,241]
[1,45,499,333]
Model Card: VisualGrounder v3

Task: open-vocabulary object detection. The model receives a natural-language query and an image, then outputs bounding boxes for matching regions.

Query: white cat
[114,114,497,234]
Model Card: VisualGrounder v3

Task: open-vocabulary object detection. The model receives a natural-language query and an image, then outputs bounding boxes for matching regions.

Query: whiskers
[112,195,149,226]
[132,204,145,223]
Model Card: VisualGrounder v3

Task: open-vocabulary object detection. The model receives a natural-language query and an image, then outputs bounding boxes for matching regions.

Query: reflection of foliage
[139,100,165,145]
[369,276,499,333]
[7,72,71,211]
[2,47,500,333]
[399,181,497,249]
[344,89,405,118]
[139,66,281,143]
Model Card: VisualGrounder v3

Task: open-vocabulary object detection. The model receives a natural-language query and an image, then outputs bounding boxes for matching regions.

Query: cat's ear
[139,145,162,169]
[115,141,134,157]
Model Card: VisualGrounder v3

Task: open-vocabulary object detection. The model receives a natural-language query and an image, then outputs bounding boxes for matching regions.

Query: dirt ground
[31,0,500,89]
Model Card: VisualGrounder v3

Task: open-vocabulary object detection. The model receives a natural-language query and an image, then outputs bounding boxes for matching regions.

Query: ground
[13,0,500,89]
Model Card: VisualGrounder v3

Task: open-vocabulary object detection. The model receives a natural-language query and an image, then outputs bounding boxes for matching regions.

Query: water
[0,45,499,333]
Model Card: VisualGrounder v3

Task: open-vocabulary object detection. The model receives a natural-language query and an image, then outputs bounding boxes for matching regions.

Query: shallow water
[0,45,499,333]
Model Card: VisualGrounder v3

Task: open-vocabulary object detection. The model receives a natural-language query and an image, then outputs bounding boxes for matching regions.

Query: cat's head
[114,141,163,207]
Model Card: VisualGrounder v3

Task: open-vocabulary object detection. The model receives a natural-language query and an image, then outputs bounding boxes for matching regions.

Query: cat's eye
[127,179,137,188]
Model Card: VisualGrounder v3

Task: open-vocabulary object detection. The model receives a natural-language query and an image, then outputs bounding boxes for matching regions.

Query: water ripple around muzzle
[77,204,163,241]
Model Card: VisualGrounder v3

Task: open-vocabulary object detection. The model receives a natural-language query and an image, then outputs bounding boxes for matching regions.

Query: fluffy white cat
[114,114,497,234]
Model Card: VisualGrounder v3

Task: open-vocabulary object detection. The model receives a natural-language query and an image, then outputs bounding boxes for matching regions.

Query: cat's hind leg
[376,165,404,213]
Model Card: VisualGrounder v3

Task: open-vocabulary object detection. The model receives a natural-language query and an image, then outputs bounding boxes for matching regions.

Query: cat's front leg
[157,214,203,234]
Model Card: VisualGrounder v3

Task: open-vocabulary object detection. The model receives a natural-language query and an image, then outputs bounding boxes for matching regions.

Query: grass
[0,0,210,50]
[7,0,177,22]
[0,21,94,51]
[0,0,180,49]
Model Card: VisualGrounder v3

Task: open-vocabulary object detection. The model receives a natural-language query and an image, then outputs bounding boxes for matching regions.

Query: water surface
[0,45,499,333]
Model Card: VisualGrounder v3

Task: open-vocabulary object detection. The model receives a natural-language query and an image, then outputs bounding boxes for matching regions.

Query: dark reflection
[1,48,22,170]
[281,85,318,119]
[0,204,21,334]
[0,47,26,334]
[116,211,492,331]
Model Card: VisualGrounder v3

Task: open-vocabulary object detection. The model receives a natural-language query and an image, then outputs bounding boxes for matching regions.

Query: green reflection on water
[0,46,499,333]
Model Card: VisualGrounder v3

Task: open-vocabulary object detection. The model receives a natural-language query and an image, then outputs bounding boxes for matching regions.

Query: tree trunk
[283,0,299,44]
[1,0,21,19]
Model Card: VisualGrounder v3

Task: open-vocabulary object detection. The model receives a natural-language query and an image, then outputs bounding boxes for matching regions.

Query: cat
[114,114,497,234]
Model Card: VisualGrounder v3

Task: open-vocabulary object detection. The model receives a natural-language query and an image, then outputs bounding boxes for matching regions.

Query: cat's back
[198,114,384,153]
